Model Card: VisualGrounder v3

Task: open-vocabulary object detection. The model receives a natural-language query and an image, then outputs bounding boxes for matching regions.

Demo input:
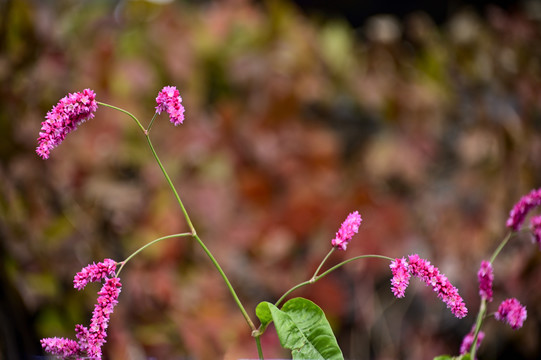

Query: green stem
[255,335,264,360]
[97,102,146,134]
[253,253,393,336]
[470,230,517,357]
[116,232,192,277]
[275,254,393,308]
[192,233,256,331]
[312,248,335,279]
[147,112,158,133]
[489,231,513,264]
[145,134,255,331]
[145,135,196,235]
[100,102,255,330]
[470,298,487,359]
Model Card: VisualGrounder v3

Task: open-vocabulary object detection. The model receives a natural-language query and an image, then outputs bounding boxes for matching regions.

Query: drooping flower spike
[41,259,122,359]
[36,89,98,159]
[155,86,185,126]
[494,298,527,330]
[331,211,362,251]
[407,254,468,318]
[477,260,494,302]
[84,277,122,358]
[390,254,468,319]
[506,188,541,231]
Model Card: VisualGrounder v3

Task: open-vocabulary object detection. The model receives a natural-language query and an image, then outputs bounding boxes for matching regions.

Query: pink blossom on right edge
[331,211,362,251]
[155,86,185,126]
[530,215,541,250]
[506,188,541,231]
[477,260,494,302]
[495,298,527,330]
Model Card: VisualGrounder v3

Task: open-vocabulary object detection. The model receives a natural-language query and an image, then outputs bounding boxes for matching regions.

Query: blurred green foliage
[1,0,541,359]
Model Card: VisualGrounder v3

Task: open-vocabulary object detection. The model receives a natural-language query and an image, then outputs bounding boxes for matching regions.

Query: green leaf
[267,298,344,360]
[255,301,273,330]
[433,355,471,360]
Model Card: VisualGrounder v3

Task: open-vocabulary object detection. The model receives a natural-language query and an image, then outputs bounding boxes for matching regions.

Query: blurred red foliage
[1,0,541,359]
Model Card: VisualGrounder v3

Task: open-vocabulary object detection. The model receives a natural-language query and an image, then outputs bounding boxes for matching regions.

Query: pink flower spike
[40,337,81,358]
[495,298,527,330]
[37,89,98,159]
[530,215,541,250]
[407,254,468,318]
[390,257,411,298]
[86,277,122,358]
[477,260,494,302]
[74,258,117,290]
[331,211,362,251]
[506,188,541,231]
[155,86,185,126]
[459,326,484,357]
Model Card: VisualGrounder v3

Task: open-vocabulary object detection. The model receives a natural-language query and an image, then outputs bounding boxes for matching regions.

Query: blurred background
[1,0,541,359]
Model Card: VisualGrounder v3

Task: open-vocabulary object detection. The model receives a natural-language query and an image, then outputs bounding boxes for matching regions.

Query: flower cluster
[389,257,411,298]
[41,259,122,359]
[390,254,468,318]
[36,89,98,159]
[40,337,80,358]
[331,211,362,251]
[506,188,541,231]
[460,327,484,357]
[495,298,527,330]
[155,86,185,126]
[74,258,117,290]
[477,260,494,302]
[530,215,541,250]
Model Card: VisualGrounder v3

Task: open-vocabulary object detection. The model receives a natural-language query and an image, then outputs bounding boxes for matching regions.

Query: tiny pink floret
[495,298,527,330]
[331,211,362,251]
[155,86,185,126]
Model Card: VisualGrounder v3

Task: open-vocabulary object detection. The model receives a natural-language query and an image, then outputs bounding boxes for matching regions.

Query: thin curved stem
[470,230,518,357]
[101,103,257,333]
[470,298,487,359]
[192,233,256,331]
[489,231,513,264]
[145,133,255,331]
[116,232,192,277]
[97,102,146,134]
[254,253,393,336]
[275,254,393,308]
[312,248,335,280]
[146,112,158,133]
[145,135,196,235]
